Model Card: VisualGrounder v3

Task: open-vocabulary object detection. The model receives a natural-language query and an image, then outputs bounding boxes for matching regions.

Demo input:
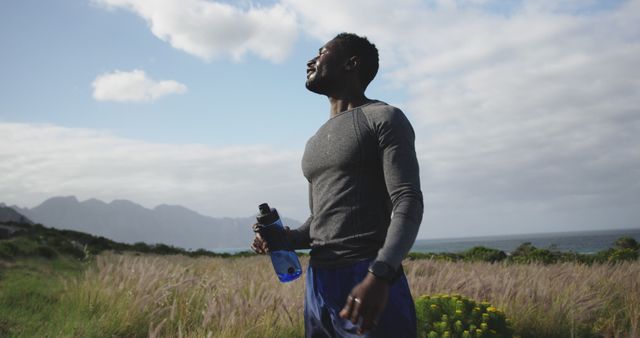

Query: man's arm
[340,106,423,334]
[373,107,423,270]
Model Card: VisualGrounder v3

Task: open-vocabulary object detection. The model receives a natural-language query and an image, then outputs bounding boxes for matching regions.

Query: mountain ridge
[9,196,301,250]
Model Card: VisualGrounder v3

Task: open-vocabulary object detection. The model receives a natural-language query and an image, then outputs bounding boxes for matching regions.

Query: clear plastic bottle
[256,203,302,283]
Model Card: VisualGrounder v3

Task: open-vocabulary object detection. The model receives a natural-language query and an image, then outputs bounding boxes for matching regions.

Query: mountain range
[5,196,301,251]
[0,204,33,224]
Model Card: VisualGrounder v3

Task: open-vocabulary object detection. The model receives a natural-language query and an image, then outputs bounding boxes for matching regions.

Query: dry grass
[405,259,640,338]
[69,253,306,338]
[59,253,640,338]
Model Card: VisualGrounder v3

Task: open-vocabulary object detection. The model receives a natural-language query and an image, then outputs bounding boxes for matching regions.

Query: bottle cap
[256,203,279,225]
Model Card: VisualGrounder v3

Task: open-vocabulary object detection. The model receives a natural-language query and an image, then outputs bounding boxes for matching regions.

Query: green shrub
[607,248,638,262]
[132,242,151,252]
[510,243,558,264]
[614,237,639,251]
[463,247,507,263]
[0,237,39,259]
[415,294,513,338]
[0,241,20,259]
[35,245,58,259]
[56,242,86,260]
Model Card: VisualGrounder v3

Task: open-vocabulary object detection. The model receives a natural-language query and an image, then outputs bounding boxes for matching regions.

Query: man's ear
[344,56,359,71]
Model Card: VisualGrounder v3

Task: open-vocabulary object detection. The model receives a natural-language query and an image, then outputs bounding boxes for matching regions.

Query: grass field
[1,253,639,337]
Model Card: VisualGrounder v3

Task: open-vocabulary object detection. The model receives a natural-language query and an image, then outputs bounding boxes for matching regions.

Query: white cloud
[0,123,308,220]
[94,0,298,62]
[92,69,187,102]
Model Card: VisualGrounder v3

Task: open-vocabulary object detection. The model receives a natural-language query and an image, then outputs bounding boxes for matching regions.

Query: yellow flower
[455,310,462,315]
[431,304,438,309]
[487,306,497,312]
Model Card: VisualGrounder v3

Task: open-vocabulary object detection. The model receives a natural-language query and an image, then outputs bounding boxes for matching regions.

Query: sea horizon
[214,227,640,254]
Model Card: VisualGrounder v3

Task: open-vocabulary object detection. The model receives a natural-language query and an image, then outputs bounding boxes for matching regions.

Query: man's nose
[307,57,317,67]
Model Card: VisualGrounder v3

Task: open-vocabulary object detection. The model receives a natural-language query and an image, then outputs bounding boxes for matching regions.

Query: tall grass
[405,260,640,338]
[55,254,305,338]
[13,253,639,337]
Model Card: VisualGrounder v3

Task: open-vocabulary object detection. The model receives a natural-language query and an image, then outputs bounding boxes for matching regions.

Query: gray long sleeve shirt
[290,100,423,270]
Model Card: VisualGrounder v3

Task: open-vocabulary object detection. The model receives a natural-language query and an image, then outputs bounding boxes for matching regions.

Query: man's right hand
[250,223,291,254]
[250,223,270,254]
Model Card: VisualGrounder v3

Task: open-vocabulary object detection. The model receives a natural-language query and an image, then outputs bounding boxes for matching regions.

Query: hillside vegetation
[0,221,254,261]
[1,221,639,337]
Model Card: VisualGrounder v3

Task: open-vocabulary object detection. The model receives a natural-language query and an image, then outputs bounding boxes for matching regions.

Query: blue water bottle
[256,203,302,283]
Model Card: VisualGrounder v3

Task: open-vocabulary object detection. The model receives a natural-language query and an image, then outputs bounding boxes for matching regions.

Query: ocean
[411,228,640,254]
[214,228,640,255]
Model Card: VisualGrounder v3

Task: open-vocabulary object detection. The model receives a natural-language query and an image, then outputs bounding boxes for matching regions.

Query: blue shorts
[304,260,417,338]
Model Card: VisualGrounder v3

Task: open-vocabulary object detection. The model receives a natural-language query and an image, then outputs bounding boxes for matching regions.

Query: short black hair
[332,33,379,89]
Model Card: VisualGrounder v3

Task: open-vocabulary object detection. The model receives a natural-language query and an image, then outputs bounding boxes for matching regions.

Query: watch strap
[368,261,403,283]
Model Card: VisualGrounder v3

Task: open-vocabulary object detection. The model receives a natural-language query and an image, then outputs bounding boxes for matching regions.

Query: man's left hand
[339,273,389,335]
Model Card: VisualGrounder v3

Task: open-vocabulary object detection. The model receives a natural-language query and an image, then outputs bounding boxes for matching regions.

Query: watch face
[370,261,393,280]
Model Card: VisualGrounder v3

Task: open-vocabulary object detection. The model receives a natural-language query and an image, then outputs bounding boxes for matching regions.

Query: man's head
[306,33,379,96]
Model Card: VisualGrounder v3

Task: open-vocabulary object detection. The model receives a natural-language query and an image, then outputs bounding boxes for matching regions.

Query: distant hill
[10,197,301,251]
[0,217,256,261]
[0,204,33,224]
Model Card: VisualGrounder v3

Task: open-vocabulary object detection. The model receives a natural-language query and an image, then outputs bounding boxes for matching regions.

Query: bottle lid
[256,203,279,225]
[259,203,270,215]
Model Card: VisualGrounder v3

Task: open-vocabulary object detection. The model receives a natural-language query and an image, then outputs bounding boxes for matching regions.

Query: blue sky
[2,0,327,147]
[1,0,639,239]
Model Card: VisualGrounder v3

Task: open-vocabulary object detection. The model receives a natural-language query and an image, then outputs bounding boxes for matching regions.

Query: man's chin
[305,81,325,95]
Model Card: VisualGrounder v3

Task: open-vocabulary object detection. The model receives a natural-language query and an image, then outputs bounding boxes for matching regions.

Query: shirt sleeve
[288,182,313,250]
[369,107,424,269]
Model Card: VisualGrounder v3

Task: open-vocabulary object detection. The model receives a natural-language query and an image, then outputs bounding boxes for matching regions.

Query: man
[252,32,423,337]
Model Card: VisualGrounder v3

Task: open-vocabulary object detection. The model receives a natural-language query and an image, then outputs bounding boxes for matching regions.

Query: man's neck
[328,94,371,118]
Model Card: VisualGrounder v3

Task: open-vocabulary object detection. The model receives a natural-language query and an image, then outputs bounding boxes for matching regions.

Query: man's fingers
[349,297,362,324]
[339,295,355,319]
[250,235,270,254]
[357,308,377,335]
[250,242,262,254]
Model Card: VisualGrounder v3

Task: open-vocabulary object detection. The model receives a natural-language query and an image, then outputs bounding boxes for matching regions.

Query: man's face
[306,39,345,95]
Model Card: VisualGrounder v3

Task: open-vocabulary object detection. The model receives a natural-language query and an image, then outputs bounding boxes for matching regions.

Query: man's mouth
[306,68,315,78]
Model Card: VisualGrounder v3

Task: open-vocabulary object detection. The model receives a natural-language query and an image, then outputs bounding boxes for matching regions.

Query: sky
[1,0,639,239]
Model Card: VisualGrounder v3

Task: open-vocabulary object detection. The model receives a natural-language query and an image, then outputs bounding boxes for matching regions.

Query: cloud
[94,0,298,62]
[6,0,640,238]
[92,69,187,102]
[0,123,307,220]
[285,0,640,236]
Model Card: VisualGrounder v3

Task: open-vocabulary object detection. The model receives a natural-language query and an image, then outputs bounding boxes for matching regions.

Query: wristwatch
[368,261,397,282]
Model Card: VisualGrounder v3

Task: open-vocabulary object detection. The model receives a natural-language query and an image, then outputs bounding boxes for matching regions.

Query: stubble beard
[305,70,334,95]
